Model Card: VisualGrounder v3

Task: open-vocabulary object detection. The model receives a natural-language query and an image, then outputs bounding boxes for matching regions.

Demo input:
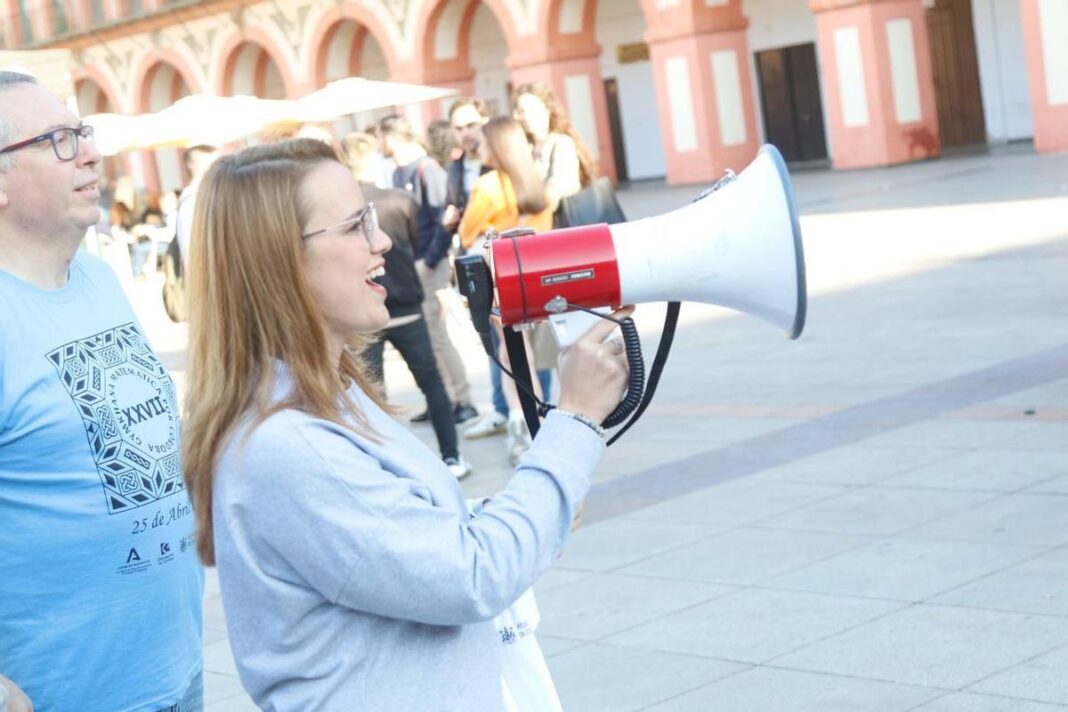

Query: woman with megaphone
[180,137,632,711]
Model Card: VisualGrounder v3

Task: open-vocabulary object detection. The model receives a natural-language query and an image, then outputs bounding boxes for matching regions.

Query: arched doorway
[316,18,393,133]
[75,78,124,181]
[464,2,511,117]
[223,41,288,99]
[141,62,191,194]
[745,0,829,165]
[421,0,513,119]
[593,0,666,180]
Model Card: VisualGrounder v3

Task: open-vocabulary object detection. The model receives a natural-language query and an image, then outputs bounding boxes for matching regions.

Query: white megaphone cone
[486,144,806,347]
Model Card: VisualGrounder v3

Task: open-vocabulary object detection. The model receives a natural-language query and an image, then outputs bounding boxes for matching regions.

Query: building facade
[4,0,1065,191]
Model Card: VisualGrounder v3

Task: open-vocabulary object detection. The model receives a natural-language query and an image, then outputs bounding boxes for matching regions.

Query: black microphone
[454,254,495,357]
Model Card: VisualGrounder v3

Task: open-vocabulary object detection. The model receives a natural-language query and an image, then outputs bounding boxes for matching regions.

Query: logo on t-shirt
[46,323,183,514]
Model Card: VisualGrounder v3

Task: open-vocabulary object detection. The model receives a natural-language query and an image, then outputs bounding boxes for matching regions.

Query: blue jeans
[489,328,552,415]
[157,670,203,712]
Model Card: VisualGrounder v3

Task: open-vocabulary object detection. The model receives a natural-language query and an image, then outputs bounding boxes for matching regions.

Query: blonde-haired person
[182,138,631,710]
[458,117,555,464]
[513,82,598,213]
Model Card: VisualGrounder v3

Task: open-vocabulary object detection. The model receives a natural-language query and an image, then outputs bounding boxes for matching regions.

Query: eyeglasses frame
[0,124,95,162]
[301,202,378,244]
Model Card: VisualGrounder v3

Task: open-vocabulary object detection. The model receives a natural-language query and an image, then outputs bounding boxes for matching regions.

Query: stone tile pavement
[127,145,1068,710]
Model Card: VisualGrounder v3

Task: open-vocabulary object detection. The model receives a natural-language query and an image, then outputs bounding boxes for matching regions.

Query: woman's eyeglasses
[0,125,95,162]
[301,203,378,244]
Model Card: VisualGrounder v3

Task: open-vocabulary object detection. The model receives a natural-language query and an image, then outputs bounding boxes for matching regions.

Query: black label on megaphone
[541,269,596,287]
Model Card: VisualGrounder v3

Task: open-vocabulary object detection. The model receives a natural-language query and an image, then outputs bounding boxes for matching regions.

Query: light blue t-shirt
[0,252,203,712]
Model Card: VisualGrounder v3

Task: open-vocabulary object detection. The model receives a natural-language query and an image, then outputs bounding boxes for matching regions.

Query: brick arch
[214,29,299,98]
[415,0,484,83]
[130,50,201,113]
[413,0,522,70]
[306,4,403,88]
[71,65,124,114]
[129,53,200,195]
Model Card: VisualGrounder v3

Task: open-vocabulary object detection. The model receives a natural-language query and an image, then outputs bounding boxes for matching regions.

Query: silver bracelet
[552,408,607,439]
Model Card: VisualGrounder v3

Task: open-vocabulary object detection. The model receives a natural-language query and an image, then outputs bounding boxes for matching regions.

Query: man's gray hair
[0,71,40,171]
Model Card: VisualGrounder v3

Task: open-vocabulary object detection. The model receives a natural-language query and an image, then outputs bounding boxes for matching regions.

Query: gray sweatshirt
[212,370,603,711]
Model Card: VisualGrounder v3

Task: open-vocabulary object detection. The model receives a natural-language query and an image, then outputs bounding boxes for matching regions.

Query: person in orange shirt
[457,117,553,249]
[458,117,555,464]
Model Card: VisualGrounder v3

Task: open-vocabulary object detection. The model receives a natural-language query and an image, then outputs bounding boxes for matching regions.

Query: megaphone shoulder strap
[503,325,543,438]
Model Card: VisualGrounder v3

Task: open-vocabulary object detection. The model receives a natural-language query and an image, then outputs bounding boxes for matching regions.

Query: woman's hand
[556,307,634,426]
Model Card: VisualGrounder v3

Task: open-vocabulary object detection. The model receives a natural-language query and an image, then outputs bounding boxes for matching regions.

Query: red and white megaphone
[455,144,806,435]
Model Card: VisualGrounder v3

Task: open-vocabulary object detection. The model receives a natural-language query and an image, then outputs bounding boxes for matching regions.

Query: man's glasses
[301,203,378,244]
[0,125,95,162]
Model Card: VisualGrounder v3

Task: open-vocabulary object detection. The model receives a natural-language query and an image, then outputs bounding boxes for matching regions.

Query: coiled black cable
[601,316,644,428]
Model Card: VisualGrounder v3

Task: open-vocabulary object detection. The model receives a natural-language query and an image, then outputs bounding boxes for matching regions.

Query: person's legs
[419,260,473,408]
[490,327,508,417]
[388,319,460,462]
[537,369,553,402]
[177,670,203,711]
[154,669,202,711]
[462,326,508,438]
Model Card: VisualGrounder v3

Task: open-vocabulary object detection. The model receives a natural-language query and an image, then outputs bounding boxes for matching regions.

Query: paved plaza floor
[131,144,1068,710]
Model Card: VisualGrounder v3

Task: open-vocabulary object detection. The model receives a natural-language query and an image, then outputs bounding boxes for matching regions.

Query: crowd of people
[0,69,631,712]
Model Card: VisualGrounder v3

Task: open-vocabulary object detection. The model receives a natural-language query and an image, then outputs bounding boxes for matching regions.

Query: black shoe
[409,409,430,423]
[453,403,478,424]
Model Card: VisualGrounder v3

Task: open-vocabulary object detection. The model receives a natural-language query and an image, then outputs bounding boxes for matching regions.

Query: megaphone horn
[488,144,807,343]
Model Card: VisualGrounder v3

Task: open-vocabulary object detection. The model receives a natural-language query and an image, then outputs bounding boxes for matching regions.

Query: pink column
[646,29,760,184]
[811,0,940,169]
[1020,0,1068,153]
[510,55,618,183]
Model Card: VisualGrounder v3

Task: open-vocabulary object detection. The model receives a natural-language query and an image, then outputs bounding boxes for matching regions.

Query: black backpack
[161,235,186,323]
[161,195,190,323]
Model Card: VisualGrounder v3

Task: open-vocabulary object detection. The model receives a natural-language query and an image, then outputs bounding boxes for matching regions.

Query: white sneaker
[506,414,532,466]
[443,455,472,479]
[463,411,508,439]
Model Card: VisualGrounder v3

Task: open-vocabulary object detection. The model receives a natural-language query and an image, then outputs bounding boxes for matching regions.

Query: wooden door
[926,0,986,146]
[755,43,828,163]
[603,78,629,183]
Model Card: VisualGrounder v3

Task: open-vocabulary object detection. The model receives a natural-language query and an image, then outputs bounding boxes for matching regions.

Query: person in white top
[512,82,598,212]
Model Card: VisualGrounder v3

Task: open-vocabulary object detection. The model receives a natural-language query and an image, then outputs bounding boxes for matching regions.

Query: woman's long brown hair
[182,138,389,566]
[482,117,548,216]
[514,81,598,188]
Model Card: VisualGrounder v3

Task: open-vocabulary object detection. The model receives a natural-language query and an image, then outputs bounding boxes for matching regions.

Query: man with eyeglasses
[378,114,479,428]
[0,72,203,712]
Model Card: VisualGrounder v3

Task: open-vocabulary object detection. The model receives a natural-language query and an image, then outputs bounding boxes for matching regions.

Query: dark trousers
[365,317,459,460]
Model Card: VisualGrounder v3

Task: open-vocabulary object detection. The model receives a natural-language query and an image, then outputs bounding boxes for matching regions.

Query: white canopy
[292,77,458,122]
[84,79,459,156]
